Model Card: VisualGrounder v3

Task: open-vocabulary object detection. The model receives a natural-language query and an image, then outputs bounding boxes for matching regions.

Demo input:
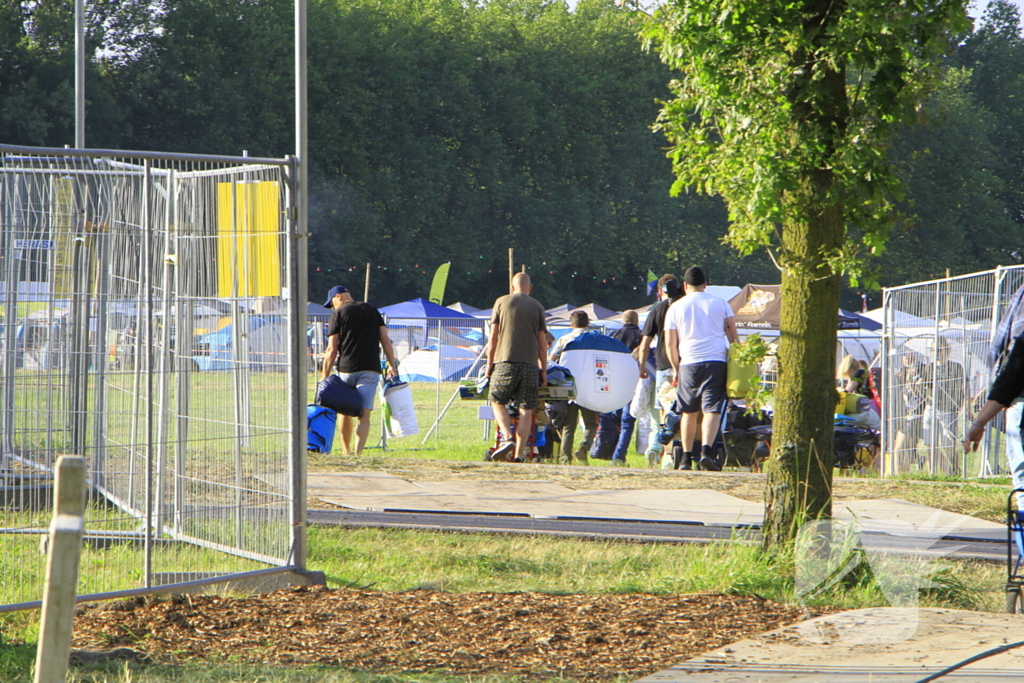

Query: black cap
[683,266,706,287]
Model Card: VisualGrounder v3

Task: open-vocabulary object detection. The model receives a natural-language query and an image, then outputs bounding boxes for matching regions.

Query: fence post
[34,455,87,683]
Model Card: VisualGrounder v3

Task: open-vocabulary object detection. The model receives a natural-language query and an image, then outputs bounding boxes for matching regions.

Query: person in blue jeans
[608,310,643,466]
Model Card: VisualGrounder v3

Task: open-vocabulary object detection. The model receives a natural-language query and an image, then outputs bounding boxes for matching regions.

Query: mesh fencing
[1,146,304,610]
[881,266,1024,477]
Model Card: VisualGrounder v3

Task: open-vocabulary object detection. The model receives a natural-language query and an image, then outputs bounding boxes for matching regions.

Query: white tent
[398,344,482,383]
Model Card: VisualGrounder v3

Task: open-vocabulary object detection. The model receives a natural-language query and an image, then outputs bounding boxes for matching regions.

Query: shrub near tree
[643,0,971,548]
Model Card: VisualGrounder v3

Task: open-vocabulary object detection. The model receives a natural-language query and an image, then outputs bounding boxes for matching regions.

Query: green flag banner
[429,262,451,305]
[646,269,658,297]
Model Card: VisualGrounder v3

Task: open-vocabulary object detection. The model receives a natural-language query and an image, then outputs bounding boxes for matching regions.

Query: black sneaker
[699,445,721,472]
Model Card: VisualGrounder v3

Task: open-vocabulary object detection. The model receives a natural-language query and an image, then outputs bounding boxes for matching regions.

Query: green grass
[61,664,608,683]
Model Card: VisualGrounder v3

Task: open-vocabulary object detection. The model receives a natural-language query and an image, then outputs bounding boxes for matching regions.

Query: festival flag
[646,269,658,297]
[428,262,451,305]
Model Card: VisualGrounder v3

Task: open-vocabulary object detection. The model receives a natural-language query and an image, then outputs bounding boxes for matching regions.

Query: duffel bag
[316,375,365,417]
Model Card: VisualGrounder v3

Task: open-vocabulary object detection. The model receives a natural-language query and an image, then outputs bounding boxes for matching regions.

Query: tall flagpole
[75,0,85,147]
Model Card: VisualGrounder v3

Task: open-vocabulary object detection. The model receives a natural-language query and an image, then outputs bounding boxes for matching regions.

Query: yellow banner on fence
[216,181,281,298]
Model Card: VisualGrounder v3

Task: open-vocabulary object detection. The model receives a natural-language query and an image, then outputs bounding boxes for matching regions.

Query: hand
[386,365,397,380]
[964,421,985,453]
[485,364,493,378]
[639,364,648,380]
[540,368,548,387]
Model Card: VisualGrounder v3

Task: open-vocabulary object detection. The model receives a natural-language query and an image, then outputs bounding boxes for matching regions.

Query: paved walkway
[637,607,1024,682]
[308,471,1004,541]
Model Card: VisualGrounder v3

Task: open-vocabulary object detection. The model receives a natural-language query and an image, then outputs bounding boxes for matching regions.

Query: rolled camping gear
[307,404,337,453]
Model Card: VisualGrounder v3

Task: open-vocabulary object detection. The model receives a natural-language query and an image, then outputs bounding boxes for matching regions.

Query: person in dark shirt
[965,332,1024,493]
[607,310,643,466]
[636,274,682,467]
[320,285,398,455]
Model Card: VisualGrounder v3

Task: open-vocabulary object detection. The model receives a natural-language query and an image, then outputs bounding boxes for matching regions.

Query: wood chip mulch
[71,586,809,681]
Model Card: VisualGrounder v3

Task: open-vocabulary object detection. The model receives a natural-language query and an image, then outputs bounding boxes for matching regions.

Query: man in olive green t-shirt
[486,272,548,461]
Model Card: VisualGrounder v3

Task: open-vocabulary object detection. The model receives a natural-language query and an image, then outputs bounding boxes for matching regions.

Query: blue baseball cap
[323,285,349,307]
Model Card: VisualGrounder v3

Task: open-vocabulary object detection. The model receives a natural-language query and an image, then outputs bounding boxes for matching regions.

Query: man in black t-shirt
[321,285,399,455]
[635,274,683,467]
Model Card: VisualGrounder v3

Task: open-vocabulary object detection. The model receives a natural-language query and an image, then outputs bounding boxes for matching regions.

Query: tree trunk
[761,182,842,549]
[762,32,847,549]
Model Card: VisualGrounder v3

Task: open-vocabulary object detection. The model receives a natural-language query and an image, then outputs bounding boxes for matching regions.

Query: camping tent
[728,284,862,330]
[398,344,482,382]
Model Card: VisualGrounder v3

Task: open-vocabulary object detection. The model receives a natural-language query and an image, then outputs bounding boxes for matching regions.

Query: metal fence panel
[1,146,302,610]
[881,266,1024,478]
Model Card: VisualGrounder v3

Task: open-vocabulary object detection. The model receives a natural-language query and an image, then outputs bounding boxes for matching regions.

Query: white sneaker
[646,447,661,469]
[660,453,675,470]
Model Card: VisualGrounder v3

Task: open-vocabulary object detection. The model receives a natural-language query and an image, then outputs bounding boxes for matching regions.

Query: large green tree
[644,0,969,547]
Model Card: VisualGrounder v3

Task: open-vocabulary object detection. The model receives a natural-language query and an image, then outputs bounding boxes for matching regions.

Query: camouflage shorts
[489,362,540,411]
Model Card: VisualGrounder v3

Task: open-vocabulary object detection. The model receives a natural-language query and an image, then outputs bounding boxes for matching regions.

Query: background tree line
[1,0,1022,310]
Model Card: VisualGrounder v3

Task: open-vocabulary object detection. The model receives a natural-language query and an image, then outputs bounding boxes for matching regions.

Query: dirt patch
[72,587,809,681]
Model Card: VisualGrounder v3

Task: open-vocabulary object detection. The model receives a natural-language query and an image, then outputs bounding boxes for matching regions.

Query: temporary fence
[881,265,1024,477]
[1,145,307,611]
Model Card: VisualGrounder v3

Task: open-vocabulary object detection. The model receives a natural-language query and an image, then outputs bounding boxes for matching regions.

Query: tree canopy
[0,0,1022,311]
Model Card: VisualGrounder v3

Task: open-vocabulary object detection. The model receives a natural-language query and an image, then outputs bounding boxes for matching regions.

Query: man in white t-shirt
[664,266,740,471]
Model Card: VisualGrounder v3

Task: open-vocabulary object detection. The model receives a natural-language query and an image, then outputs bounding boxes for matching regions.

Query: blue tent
[379,298,476,320]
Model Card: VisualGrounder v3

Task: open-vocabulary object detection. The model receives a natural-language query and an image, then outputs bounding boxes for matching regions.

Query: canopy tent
[728,284,861,330]
[398,344,482,383]
[545,303,576,317]
[307,301,331,320]
[571,303,618,322]
[380,298,476,321]
[447,302,480,314]
[706,285,742,302]
[380,298,483,359]
[841,309,881,331]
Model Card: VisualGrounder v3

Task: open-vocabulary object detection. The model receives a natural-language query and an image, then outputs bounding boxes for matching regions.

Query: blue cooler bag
[307,404,337,453]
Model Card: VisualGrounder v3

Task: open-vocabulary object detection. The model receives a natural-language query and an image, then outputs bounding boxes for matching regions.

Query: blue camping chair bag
[316,375,365,417]
[307,404,337,453]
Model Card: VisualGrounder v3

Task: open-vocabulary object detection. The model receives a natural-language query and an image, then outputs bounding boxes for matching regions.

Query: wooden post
[34,456,87,683]
[364,262,371,302]
[508,248,514,293]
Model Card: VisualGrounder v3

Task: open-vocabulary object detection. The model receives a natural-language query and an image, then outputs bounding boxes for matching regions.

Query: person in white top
[664,266,740,471]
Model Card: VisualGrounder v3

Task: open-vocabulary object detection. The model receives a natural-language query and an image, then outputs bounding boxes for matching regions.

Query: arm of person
[964,400,1006,453]
[537,329,548,387]
[321,334,339,382]
[637,335,653,379]
[379,326,399,379]
[548,336,562,363]
[724,316,740,345]
[665,328,680,387]
[486,322,499,378]
[965,336,1024,451]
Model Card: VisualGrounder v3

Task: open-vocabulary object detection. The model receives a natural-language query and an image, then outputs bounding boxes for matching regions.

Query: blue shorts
[337,370,379,411]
